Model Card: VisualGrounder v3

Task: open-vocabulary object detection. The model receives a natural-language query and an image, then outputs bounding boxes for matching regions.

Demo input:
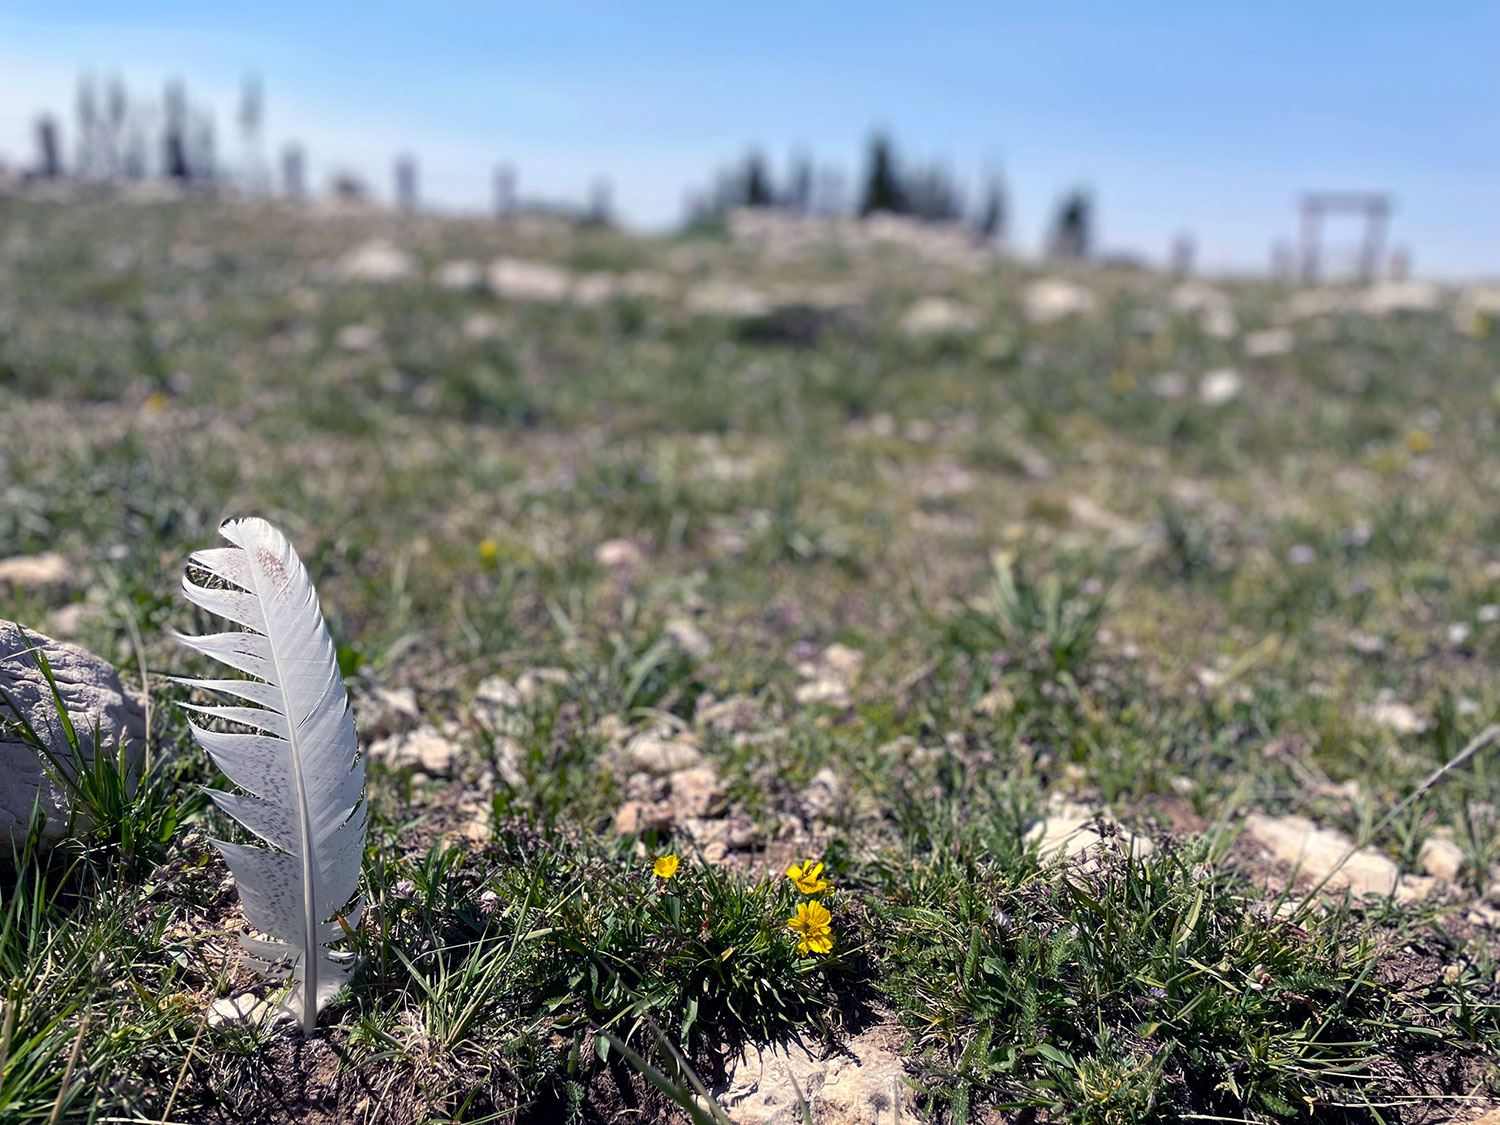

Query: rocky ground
[2,189,1500,1123]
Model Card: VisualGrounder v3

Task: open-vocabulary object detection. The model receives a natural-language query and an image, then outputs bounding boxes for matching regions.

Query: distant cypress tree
[976,172,1007,240]
[34,115,61,178]
[1050,189,1092,259]
[163,81,190,181]
[859,133,903,215]
[742,151,772,207]
[787,150,812,212]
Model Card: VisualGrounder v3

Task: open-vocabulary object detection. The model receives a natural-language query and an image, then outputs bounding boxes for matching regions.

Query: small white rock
[1150,372,1189,399]
[1024,278,1097,324]
[208,993,272,1028]
[336,323,381,353]
[623,730,703,775]
[1364,693,1427,734]
[462,311,504,342]
[1418,837,1466,884]
[1198,368,1243,406]
[432,259,485,291]
[898,296,981,338]
[1243,327,1294,358]
[337,239,415,285]
[489,257,572,303]
[595,539,644,569]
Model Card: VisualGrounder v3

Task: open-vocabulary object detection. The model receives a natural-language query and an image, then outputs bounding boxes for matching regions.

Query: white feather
[174,517,366,1035]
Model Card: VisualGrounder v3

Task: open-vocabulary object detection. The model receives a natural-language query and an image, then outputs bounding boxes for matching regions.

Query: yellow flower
[479,537,499,563]
[144,391,168,414]
[653,854,679,879]
[1109,369,1135,394]
[785,860,831,895]
[787,899,834,955]
[1405,428,1433,455]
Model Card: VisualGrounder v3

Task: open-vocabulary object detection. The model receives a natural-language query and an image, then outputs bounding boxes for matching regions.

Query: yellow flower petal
[786,860,832,895]
[653,854,679,879]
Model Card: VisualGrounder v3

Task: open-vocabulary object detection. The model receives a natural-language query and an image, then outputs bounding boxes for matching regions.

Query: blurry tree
[859,132,903,215]
[787,150,812,213]
[494,164,516,216]
[587,176,614,225]
[395,154,418,212]
[75,75,99,179]
[33,115,61,178]
[282,143,306,200]
[1049,189,1092,259]
[743,151,772,207]
[105,77,128,178]
[976,170,1007,240]
[163,82,189,181]
[904,163,964,221]
[238,74,268,193]
[331,169,368,201]
[190,108,217,182]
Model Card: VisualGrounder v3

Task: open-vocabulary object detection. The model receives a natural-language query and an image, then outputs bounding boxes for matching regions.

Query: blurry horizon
[2,1,1497,279]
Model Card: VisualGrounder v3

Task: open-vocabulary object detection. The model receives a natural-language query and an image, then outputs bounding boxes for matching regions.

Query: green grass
[1,193,1499,1121]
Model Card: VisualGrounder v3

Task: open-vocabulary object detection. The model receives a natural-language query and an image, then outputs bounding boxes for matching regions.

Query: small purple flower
[392,879,417,901]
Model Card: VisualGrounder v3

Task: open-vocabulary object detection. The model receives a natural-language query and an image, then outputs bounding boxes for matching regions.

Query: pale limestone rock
[611,799,674,836]
[898,296,980,339]
[820,644,864,682]
[1169,281,1229,315]
[1285,288,1353,320]
[432,259,485,291]
[337,239,415,284]
[208,993,273,1028]
[570,272,617,307]
[1244,813,1432,902]
[620,270,675,299]
[668,765,723,818]
[801,767,843,821]
[461,311,504,342]
[795,644,863,706]
[794,677,848,706]
[1,621,146,856]
[1243,327,1294,358]
[1027,801,1154,869]
[356,685,420,741]
[664,616,711,660]
[1198,368,1243,406]
[706,1023,914,1125]
[594,538,645,569]
[1200,304,1238,340]
[622,730,703,775]
[369,725,458,776]
[1150,371,1189,398]
[684,279,773,319]
[1419,837,1467,884]
[0,553,70,591]
[818,1025,915,1125]
[1167,282,1236,338]
[1363,693,1427,734]
[1361,280,1442,316]
[1024,278,1097,324]
[336,323,381,353]
[488,257,572,303]
[514,667,570,703]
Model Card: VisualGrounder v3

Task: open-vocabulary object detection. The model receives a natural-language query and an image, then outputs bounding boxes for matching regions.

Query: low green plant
[0,631,184,869]
[949,552,1109,675]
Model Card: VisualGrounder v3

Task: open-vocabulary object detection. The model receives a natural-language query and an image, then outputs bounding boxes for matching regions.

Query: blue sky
[2,2,1497,276]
